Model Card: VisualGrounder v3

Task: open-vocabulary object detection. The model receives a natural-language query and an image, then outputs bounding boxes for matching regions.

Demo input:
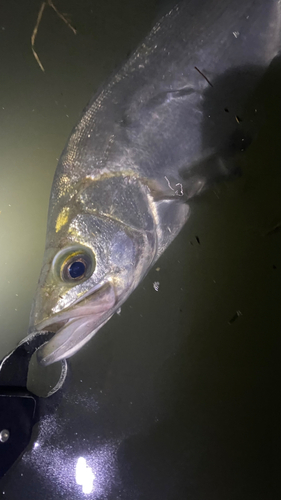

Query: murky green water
[0,1,280,498]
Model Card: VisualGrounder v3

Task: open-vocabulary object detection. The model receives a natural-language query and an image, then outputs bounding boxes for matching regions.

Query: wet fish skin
[29,0,281,365]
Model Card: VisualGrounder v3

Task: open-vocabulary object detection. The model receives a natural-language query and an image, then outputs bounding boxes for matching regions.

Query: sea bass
[29,0,281,365]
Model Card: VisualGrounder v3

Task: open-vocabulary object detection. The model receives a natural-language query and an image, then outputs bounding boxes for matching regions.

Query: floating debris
[116,307,122,315]
[153,281,160,292]
[175,182,184,196]
[195,235,200,245]
[194,66,213,87]
[31,0,76,72]
[264,222,281,236]
[164,177,184,197]
[155,267,160,272]
[31,2,46,71]
[228,310,242,324]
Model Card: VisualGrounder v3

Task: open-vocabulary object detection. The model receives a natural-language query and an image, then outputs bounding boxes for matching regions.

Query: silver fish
[29,0,281,365]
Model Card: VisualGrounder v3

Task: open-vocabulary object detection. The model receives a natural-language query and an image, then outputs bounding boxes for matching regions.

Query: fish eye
[67,258,86,279]
[56,247,95,283]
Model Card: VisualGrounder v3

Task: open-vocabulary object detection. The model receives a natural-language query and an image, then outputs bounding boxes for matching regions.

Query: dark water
[0,1,280,498]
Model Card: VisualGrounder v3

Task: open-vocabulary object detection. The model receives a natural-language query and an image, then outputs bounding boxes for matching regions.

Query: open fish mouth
[34,282,116,366]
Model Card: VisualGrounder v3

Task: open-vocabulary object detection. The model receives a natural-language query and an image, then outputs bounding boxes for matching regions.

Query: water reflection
[75,457,95,495]
[22,413,118,497]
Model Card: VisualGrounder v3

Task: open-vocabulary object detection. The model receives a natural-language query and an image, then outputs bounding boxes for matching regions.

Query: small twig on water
[31,1,46,72]
[31,0,77,72]
[48,0,77,35]
[194,66,213,87]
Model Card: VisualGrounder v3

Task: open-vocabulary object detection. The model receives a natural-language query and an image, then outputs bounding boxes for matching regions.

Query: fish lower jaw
[33,318,69,335]
[35,311,114,366]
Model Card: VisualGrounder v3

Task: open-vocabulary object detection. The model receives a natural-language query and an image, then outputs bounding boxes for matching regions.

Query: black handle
[0,332,67,479]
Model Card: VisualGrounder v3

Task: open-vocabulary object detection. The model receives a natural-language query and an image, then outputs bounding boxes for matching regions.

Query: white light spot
[153,281,160,292]
[33,442,39,449]
[75,457,95,494]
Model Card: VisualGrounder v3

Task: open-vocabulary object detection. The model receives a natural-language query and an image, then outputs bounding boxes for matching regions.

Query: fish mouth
[34,281,116,366]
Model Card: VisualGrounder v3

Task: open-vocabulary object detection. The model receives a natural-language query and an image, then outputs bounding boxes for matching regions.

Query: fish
[28,0,281,366]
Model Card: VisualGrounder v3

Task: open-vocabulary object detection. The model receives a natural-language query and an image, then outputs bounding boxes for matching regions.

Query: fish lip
[34,280,112,332]
[31,280,117,366]
[35,319,68,335]
[36,313,114,367]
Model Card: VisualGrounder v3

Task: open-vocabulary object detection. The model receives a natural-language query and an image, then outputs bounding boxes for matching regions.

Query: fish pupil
[68,260,86,279]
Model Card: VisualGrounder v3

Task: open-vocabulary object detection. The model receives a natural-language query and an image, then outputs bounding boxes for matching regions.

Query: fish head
[29,193,156,366]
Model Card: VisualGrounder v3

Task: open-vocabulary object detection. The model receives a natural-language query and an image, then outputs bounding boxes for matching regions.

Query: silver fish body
[29,0,281,365]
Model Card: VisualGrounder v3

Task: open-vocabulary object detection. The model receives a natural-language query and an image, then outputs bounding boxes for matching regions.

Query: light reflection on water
[22,414,119,498]
[75,457,95,494]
